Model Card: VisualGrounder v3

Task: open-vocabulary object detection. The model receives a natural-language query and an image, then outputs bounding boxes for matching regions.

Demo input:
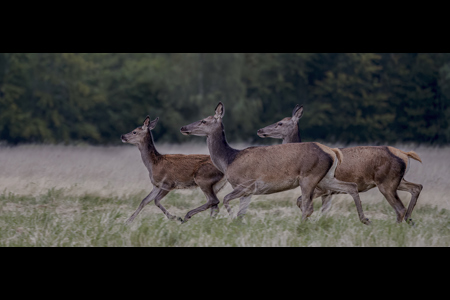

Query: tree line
[1,53,449,145]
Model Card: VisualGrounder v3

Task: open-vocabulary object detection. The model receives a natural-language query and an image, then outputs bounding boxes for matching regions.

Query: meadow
[0,143,449,246]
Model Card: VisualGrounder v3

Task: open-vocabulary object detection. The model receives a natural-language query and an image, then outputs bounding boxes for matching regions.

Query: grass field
[0,143,449,246]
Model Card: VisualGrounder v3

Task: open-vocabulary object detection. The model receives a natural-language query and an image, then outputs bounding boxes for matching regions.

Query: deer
[257,104,423,224]
[180,102,371,225]
[121,115,227,224]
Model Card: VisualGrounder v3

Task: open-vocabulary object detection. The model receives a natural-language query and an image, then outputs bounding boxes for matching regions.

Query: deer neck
[206,123,239,174]
[282,125,301,144]
[137,131,161,175]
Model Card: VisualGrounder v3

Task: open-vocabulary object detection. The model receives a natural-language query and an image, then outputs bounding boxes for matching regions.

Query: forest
[1,53,449,145]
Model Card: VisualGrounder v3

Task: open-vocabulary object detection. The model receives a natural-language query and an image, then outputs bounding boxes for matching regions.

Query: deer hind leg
[210,203,220,218]
[298,174,328,221]
[296,188,328,212]
[211,177,227,217]
[378,183,406,223]
[181,182,221,223]
[397,179,423,224]
[299,186,316,221]
[126,187,163,224]
[194,164,226,219]
[318,178,370,225]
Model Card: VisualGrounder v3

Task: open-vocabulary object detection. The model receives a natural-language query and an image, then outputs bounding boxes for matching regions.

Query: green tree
[381,53,450,144]
[306,53,391,143]
[0,53,105,143]
[1,53,450,145]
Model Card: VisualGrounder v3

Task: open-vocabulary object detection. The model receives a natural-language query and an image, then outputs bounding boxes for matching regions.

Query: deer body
[257,105,423,223]
[222,143,335,195]
[121,116,226,223]
[181,102,371,224]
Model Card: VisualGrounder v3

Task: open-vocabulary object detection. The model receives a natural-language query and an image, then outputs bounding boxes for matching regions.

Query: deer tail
[331,148,343,166]
[401,150,422,163]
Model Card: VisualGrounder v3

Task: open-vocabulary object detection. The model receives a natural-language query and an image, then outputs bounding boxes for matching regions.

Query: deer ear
[214,102,225,119]
[291,105,303,123]
[142,115,150,129]
[149,117,159,130]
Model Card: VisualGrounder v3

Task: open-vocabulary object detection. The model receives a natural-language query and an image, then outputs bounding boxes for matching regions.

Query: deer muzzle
[257,129,267,138]
[180,127,190,135]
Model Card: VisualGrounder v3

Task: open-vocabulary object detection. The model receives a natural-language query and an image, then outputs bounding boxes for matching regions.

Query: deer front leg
[223,187,250,218]
[237,196,252,218]
[126,187,162,224]
[321,194,333,214]
[153,189,176,220]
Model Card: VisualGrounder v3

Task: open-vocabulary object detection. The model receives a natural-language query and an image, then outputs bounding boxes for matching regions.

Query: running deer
[121,116,227,224]
[180,102,371,224]
[257,104,423,224]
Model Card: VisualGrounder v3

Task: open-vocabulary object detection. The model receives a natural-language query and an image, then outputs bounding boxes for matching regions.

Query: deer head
[257,104,303,141]
[121,115,159,145]
[180,102,225,137]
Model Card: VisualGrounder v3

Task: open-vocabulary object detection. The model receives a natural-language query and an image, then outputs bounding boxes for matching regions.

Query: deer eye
[278,123,283,126]
[133,131,136,134]
[201,120,206,124]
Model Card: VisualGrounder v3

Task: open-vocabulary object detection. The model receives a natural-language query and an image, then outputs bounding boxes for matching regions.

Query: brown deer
[257,104,423,224]
[121,116,227,224]
[180,102,371,225]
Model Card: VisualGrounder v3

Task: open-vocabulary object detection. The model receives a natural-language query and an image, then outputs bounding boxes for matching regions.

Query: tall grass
[0,144,449,246]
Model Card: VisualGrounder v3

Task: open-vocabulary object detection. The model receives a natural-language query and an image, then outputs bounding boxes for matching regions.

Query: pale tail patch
[403,151,422,176]
[404,151,422,163]
[387,147,422,178]
[331,148,344,165]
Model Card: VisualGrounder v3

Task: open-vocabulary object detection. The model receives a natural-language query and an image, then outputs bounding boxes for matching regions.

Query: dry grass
[1,143,448,209]
[0,143,449,246]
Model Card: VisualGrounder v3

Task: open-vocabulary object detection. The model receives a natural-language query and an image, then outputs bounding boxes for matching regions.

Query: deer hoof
[177,217,184,223]
[406,219,415,227]
[362,218,371,225]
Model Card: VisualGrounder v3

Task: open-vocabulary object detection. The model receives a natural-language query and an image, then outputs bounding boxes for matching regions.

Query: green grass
[1,189,448,247]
